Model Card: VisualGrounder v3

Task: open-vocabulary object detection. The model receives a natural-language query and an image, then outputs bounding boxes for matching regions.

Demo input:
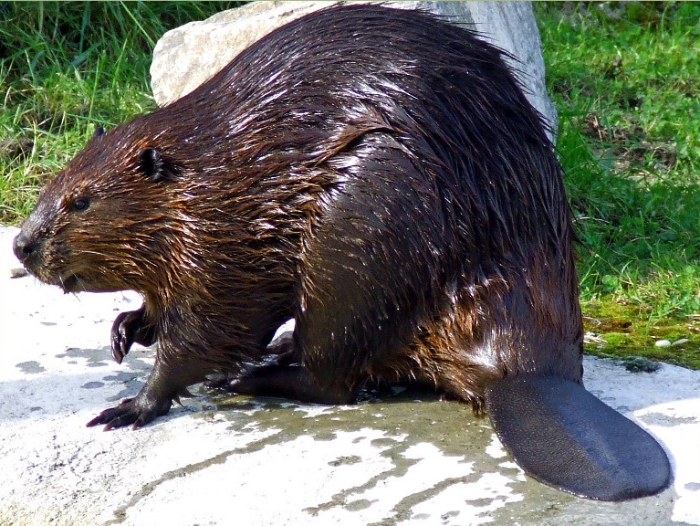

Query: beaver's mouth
[20,264,86,293]
[55,268,95,293]
[58,272,85,293]
[56,270,123,294]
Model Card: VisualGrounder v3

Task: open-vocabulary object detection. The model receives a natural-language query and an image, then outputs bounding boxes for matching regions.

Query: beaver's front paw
[111,306,155,364]
[86,394,172,431]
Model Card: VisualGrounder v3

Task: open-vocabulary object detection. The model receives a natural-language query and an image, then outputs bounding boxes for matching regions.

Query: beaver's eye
[72,197,90,212]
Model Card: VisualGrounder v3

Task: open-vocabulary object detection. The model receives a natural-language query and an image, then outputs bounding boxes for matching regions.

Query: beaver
[13,4,670,501]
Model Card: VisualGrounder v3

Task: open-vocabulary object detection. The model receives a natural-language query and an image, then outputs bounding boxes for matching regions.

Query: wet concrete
[1,225,699,526]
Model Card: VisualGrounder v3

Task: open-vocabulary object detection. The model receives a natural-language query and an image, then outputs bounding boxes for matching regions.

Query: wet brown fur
[16,5,582,424]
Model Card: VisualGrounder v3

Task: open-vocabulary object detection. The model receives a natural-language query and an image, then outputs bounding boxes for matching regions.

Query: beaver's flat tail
[485,375,671,501]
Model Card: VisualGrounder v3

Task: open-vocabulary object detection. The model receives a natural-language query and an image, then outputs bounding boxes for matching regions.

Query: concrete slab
[1,225,698,526]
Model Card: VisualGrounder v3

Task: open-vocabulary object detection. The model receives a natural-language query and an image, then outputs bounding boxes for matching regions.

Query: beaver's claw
[111,311,138,364]
[87,393,172,431]
[111,306,156,364]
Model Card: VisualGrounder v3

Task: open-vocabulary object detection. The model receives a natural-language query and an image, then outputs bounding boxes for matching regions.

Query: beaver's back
[155,3,573,283]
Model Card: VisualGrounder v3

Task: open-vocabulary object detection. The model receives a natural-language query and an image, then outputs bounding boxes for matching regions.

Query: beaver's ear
[138,147,176,183]
[93,126,105,138]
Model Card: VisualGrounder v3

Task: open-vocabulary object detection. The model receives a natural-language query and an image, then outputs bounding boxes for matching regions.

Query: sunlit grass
[537,2,700,367]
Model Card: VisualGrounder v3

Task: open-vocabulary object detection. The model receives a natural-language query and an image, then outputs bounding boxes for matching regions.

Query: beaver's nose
[13,231,38,264]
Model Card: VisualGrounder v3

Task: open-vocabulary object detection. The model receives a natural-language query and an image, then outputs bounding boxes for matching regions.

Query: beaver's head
[13,121,194,295]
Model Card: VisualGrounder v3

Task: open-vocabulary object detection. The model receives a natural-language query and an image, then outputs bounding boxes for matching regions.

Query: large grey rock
[150,1,557,135]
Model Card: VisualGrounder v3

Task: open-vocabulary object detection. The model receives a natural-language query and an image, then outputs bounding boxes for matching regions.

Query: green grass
[1,2,699,368]
[535,2,700,368]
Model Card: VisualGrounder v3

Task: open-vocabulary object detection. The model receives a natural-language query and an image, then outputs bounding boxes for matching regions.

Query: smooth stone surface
[1,225,699,526]
[149,1,557,135]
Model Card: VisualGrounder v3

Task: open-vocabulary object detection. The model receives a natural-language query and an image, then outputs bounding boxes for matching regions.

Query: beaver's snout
[13,230,39,266]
